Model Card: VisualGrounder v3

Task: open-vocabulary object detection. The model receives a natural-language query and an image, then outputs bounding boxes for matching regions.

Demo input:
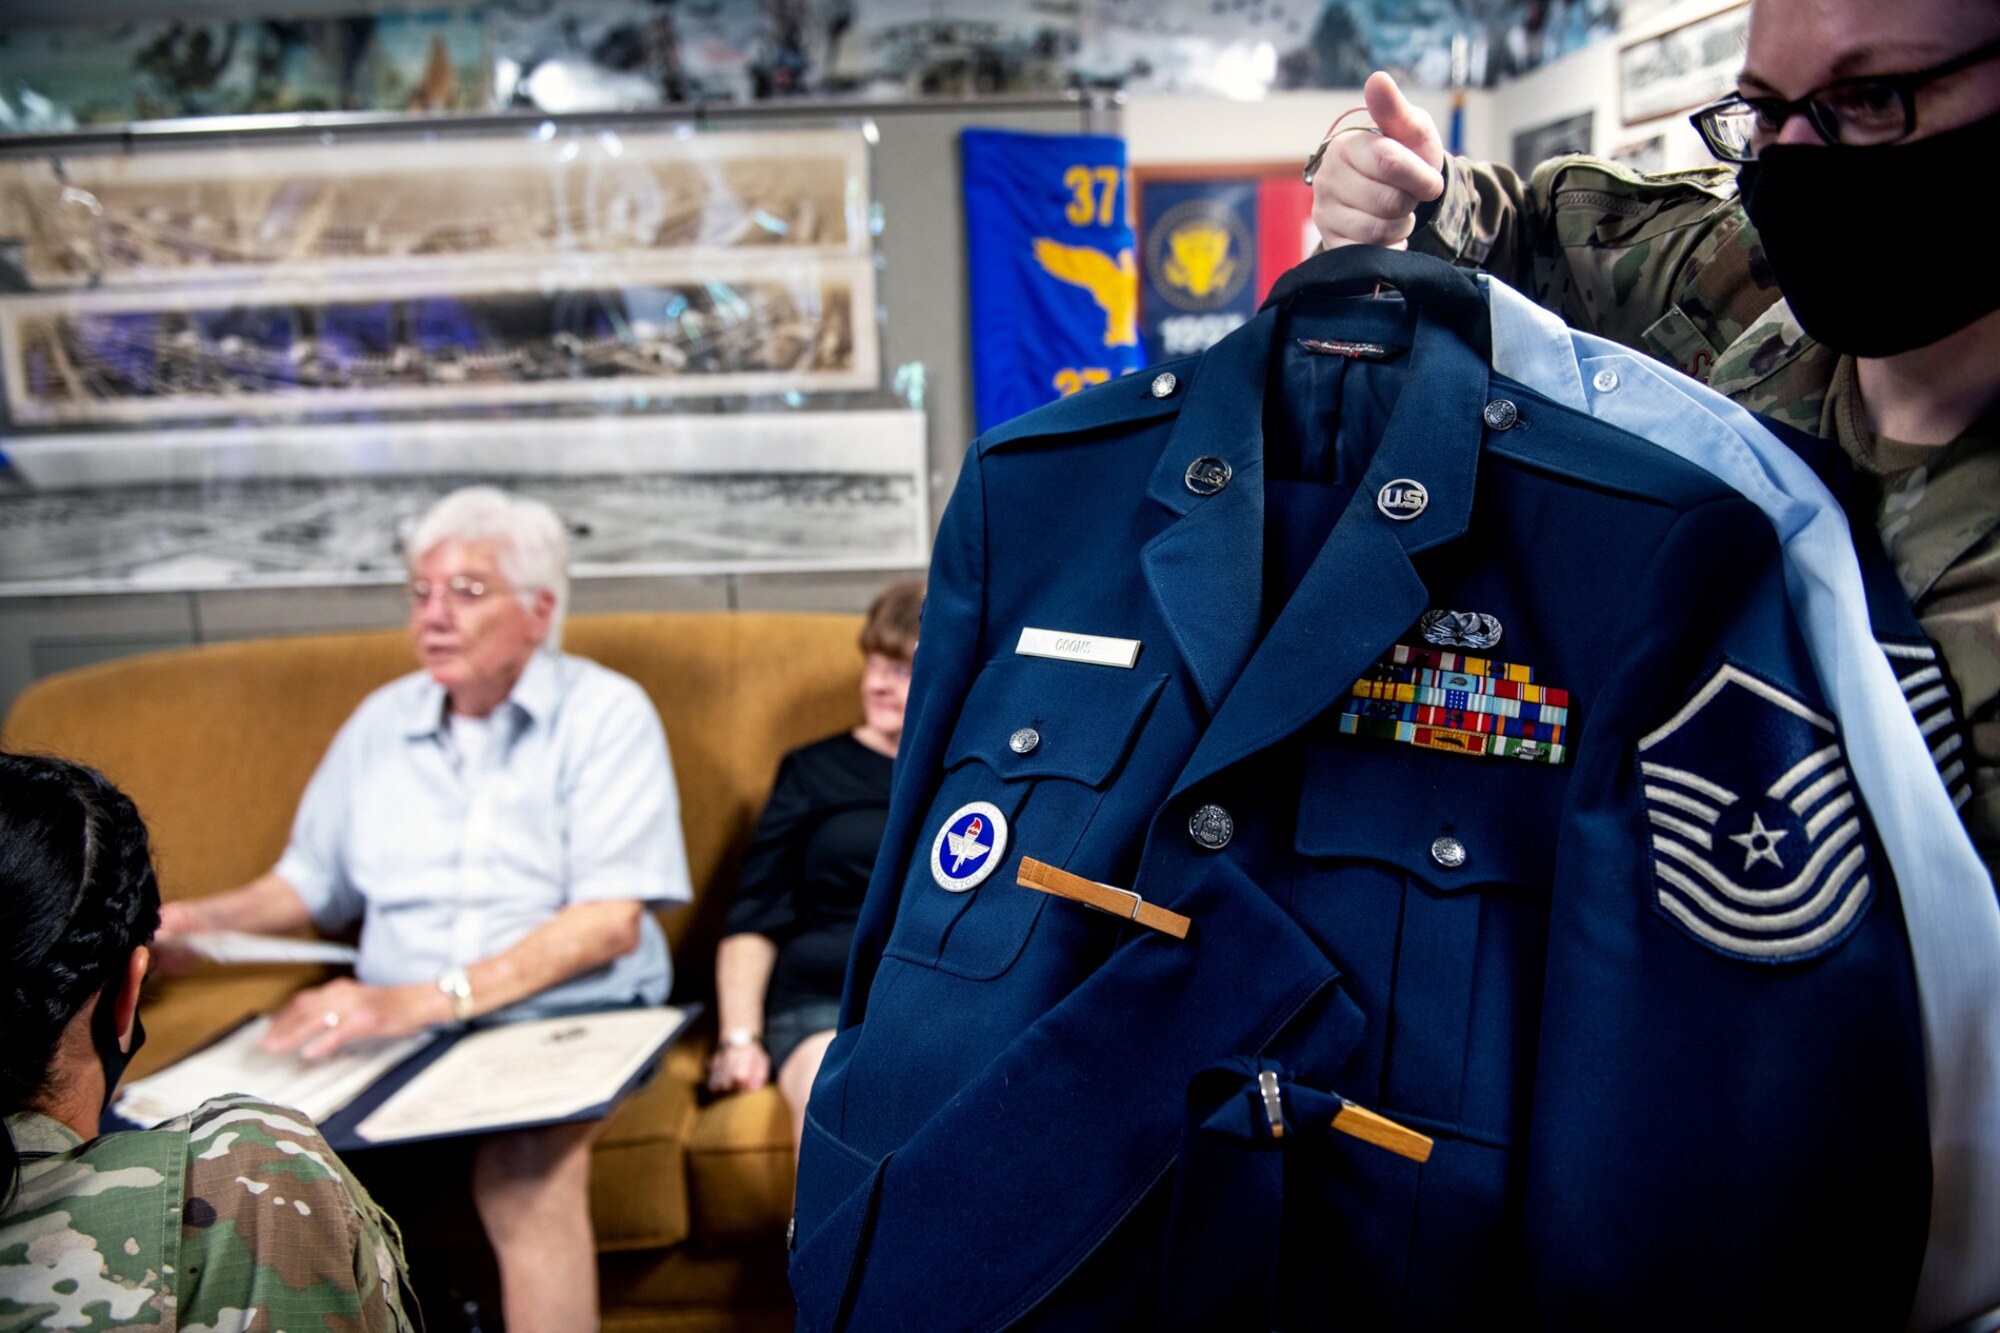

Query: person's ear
[529,588,557,641]
[115,947,148,1052]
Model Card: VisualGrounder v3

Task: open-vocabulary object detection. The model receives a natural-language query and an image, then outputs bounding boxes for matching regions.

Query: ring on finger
[323,1011,341,1028]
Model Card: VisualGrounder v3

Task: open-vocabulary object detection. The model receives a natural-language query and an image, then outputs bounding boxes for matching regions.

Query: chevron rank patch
[1880,638,1973,811]
[932,801,1009,893]
[1636,663,1873,963]
[1338,643,1571,764]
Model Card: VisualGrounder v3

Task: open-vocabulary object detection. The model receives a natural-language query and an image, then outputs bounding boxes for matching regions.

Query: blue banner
[1138,178,1262,365]
[963,128,1144,434]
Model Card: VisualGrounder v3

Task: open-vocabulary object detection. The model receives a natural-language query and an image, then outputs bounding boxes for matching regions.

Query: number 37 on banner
[1063,165,1123,226]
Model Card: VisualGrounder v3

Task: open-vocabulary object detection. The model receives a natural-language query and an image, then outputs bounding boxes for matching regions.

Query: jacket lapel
[1140,308,1275,716]
[1173,300,1492,800]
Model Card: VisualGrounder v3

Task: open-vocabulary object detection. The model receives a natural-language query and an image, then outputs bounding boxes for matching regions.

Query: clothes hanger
[1259,244,1492,360]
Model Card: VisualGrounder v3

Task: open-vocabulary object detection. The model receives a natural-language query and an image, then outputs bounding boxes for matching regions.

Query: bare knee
[776,1030,836,1116]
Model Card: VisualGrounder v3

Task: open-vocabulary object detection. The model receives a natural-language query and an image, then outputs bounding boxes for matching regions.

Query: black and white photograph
[0,410,927,594]
[1511,109,1596,174]
[1618,1,1749,122]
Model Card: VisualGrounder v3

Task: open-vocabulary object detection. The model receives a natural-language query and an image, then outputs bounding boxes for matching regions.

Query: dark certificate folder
[107,1005,698,1152]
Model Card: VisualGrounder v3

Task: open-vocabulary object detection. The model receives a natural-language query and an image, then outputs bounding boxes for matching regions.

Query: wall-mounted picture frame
[0,252,877,425]
[0,127,873,291]
[0,410,929,595]
[1512,111,1596,176]
[1619,3,1751,125]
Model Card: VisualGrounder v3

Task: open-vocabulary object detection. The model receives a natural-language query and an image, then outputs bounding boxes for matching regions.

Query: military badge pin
[931,801,1009,893]
[1637,664,1872,963]
[1419,609,1503,650]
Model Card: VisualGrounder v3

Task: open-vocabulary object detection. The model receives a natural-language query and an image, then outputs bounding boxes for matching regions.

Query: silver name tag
[1015,627,1142,669]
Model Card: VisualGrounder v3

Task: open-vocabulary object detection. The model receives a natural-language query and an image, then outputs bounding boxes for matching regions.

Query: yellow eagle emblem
[1164,219,1238,300]
[1033,239,1139,348]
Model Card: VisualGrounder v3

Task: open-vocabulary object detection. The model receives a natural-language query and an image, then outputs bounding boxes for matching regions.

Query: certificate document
[354,1007,687,1144]
[113,1017,432,1127]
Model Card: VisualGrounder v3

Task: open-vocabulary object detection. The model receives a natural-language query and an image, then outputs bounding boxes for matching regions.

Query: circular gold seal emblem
[1145,199,1254,313]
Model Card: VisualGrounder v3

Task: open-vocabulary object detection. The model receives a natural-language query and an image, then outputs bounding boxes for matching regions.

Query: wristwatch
[436,966,475,1023]
[721,1027,762,1049]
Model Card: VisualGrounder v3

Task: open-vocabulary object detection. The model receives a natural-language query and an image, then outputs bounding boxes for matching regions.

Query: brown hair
[859,580,923,661]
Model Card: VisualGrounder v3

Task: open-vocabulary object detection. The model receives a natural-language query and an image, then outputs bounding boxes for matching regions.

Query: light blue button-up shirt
[1483,274,2000,1328]
[275,650,692,1020]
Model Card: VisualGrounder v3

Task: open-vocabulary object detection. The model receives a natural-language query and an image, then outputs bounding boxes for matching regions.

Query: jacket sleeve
[1524,495,1929,1326]
[1416,155,1778,381]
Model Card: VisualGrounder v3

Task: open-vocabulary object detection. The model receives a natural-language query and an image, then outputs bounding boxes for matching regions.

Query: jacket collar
[1141,280,1492,793]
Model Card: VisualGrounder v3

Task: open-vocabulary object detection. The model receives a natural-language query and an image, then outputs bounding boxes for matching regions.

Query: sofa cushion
[687,1083,796,1245]
[592,1042,706,1250]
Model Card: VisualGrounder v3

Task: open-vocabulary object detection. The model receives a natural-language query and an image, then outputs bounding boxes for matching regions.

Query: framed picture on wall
[1130,162,1315,364]
[0,410,929,595]
[0,253,877,426]
[1512,112,1595,176]
[1619,3,1751,125]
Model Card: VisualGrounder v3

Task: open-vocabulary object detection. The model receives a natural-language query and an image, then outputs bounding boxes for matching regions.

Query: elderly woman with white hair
[155,485,692,1333]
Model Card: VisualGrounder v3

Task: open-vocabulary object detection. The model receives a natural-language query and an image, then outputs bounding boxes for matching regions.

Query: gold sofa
[1,611,871,1333]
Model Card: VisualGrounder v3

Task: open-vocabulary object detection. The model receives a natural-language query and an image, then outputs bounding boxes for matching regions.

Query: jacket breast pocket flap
[885,655,1169,980]
[1295,734,1568,893]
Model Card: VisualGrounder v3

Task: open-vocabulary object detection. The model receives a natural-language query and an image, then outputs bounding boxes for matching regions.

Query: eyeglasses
[1690,33,2000,163]
[408,575,512,609]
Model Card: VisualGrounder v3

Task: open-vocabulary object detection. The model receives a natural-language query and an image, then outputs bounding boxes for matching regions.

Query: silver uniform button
[1188,803,1235,850]
[1482,399,1519,431]
[1376,478,1429,521]
[1151,372,1179,398]
[1591,368,1620,393]
[1430,835,1467,870]
[1184,456,1233,496]
[1010,726,1041,755]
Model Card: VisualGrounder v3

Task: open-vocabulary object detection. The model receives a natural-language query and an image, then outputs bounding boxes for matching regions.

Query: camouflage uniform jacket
[1,1094,415,1332]
[1414,153,2000,880]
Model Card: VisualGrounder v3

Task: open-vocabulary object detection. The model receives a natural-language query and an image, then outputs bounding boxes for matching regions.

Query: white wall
[1125,0,1747,180]
[1124,86,1502,168]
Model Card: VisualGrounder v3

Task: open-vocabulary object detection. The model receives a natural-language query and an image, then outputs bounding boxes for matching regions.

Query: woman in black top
[708,581,921,1152]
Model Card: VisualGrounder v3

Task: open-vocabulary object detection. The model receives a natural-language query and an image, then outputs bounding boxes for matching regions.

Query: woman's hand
[263,977,447,1060]
[707,1040,773,1095]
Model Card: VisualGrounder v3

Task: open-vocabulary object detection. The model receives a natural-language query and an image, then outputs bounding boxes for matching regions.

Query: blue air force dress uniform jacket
[791,250,1929,1330]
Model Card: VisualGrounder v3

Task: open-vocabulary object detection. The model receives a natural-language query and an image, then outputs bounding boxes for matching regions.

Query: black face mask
[91,970,146,1111]
[1738,108,2000,358]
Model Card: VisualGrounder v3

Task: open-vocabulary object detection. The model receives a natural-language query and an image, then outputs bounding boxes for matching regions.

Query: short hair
[0,753,162,1206]
[859,580,923,661]
[407,487,571,652]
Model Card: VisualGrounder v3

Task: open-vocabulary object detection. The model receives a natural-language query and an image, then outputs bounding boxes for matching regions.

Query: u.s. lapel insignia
[931,801,1009,893]
[1636,663,1872,963]
[1419,609,1503,650]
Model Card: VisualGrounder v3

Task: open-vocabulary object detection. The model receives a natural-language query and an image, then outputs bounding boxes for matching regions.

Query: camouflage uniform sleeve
[178,1095,416,1333]
[1414,153,1788,383]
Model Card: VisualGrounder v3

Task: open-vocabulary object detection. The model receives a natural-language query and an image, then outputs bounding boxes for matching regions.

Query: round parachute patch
[931,801,1008,893]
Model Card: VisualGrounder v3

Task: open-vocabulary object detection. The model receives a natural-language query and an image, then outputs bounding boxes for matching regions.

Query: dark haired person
[707,581,922,1153]
[0,751,414,1330]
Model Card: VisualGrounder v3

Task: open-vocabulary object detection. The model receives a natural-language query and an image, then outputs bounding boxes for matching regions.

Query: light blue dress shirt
[1483,274,2000,1329]
[275,650,693,1021]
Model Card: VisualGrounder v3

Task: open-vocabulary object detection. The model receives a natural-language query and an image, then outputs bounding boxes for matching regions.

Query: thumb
[1363,71,1444,172]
